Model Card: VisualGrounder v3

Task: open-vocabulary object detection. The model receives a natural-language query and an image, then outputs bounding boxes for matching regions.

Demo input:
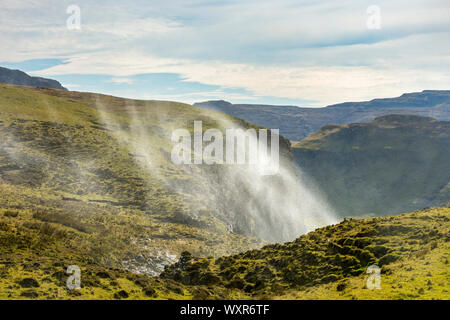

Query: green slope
[292,114,450,218]
[2,200,448,299]
[0,83,269,279]
[161,206,450,300]
[2,84,448,300]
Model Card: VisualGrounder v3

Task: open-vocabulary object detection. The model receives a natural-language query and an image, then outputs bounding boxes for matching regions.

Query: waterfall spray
[96,100,337,243]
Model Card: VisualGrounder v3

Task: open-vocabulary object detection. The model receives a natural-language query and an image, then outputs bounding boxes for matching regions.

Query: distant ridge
[327,90,450,108]
[0,66,67,90]
[194,90,450,141]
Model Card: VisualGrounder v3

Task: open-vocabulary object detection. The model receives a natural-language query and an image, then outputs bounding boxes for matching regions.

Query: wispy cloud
[109,77,134,85]
[1,0,449,105]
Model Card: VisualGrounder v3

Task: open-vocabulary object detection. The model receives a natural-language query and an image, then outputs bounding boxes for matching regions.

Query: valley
[0,82,448,300]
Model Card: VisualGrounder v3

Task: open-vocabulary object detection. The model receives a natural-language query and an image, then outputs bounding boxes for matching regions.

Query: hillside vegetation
[0,83,269,280]
[2,201,448,299]
[161,206,450,300]
[293,114,450,218]
[1,84,448,300]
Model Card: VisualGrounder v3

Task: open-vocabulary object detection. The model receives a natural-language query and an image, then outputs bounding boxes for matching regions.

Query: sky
[0,0,449,106]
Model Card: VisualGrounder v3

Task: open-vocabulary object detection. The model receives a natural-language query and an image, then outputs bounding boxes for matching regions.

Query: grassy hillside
[292,115,450,218]
[0,83,270,280]
[1,84,448,300]
[161,206,450,300]
[0,202,251,300]
[2,201,448,299]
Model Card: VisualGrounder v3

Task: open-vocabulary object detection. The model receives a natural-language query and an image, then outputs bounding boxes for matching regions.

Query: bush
[414,248,430,259]
[18,278,40,288]
[3,210,19,217]
[379,253,400,266]
[366,245,389,258]
[144,287,157,297]
[33,210,89,233]
[20,290,39,298]
[336,281,348,291]
[320,274,340,284]
[114,290,129,299]
[0,221,8,231]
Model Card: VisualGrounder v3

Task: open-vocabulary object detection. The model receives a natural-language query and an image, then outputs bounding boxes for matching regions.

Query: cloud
[34,46,450,105]
[1,0,449,105]
[109,77,134,85]
[62,83,81,88]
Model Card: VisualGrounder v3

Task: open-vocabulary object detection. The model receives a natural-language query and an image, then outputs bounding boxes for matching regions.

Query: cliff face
[292,115,450,217]
[0,67,67,90]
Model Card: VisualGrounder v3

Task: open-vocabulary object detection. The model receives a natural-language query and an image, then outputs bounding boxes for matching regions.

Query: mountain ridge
[194,90,450,141]
[0,66,67,91]
[327,90,450,109]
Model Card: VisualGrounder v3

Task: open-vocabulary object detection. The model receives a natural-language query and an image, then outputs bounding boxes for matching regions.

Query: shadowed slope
[293,115,450,217]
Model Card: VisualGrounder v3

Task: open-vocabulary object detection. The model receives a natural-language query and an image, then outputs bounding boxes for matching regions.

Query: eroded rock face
[293,115,450,218]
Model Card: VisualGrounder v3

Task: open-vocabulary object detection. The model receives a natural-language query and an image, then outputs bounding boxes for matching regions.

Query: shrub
[3,210,19,217]
[20,290,39,298]
[379,253,400,266]
[114,290,129,299]
[320,274,340,284]
[33,210,90,233]
[414,248,430,259]
[0,221,9,231]
[144,287,157,297]
[336,281,348,291]
[366,245,389,258]
[18,278,40,288]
